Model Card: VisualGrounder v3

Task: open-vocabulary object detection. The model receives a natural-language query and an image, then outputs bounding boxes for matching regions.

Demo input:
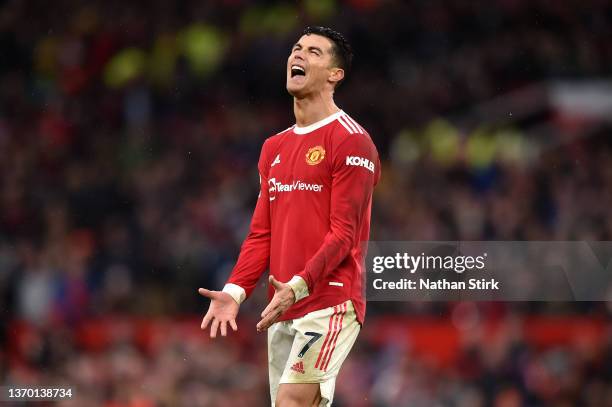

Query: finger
[201,312,212,330]
[257,309,282,332]
[210,318,220,339]
[260,303,272,318]
[256,319,265,332]
[256,312,277,332]
[198,288,217,300]
[261,298,278,318]
[220,320,227,337]
[269,275,284,290]
[230,319,238,331]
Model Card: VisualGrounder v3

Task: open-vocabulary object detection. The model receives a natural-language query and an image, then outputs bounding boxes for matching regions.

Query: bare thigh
[276,383,322,407]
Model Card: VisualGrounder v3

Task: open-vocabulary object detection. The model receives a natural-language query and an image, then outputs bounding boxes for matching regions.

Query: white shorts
[267,300,360,407]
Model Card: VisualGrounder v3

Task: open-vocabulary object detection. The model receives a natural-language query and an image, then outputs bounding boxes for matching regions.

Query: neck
[293,92,340,127]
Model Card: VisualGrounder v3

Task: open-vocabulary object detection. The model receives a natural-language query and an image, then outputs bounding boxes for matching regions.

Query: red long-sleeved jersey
[224,110,380,323]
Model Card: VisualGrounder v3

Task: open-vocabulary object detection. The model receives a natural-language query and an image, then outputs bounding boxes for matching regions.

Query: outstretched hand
[256,276,296,332]
[198,288,239,338]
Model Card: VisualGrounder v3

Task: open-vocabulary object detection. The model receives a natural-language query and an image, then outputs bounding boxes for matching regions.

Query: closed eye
[307,46,322,56]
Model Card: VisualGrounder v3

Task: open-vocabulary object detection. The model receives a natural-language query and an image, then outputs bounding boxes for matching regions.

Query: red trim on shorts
[315,305,339,369]
[318,306,342,371]
[322,302,347,371]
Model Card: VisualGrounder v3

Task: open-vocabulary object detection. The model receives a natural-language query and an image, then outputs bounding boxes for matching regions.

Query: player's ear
[329,67,344,86]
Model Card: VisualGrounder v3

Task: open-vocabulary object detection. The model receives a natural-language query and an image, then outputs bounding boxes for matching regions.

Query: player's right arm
[199,140,272,338]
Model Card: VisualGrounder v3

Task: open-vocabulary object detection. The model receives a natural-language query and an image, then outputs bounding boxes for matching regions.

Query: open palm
[198,288,239,338]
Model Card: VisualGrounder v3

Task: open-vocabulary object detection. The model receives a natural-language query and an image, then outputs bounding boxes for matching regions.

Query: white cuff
[287,276,309,302]
[222,283,246,305]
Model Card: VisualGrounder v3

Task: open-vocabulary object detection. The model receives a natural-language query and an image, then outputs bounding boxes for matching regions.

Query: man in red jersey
[199,26,380,406]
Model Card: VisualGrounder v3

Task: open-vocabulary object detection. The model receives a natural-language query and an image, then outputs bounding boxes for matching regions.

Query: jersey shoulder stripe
[343,113,365,134]
[338,113,366,135]
[337,115,354,134]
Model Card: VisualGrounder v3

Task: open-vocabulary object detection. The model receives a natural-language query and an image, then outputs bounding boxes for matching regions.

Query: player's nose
[292,50,305,60]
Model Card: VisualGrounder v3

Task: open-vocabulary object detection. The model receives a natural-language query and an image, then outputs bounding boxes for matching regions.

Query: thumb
[198,288,218,299]
[269,275,284,290]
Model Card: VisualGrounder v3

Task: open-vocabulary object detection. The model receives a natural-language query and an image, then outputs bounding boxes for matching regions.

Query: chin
[286,84,306,98]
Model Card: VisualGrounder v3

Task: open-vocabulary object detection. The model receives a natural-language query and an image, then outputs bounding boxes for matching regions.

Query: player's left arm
[290,133,381,300]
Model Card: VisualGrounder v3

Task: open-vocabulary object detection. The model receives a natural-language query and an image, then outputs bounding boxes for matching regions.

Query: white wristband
[287,276,309,302]
[222,283,246,305]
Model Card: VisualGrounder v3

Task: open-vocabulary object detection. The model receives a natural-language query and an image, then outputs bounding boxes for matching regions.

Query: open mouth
[290,65,306,78]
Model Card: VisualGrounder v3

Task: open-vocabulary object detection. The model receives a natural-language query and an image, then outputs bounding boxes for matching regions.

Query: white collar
[293,110,343,135]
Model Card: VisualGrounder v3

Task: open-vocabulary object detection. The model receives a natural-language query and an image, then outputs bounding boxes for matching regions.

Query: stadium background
[1,0,611,405]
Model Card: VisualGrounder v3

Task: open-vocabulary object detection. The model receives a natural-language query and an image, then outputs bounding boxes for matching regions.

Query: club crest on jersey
[305,146,325,165]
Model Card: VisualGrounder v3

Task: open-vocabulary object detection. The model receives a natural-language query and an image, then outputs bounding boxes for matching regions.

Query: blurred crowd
[3,312,612,407]
[1,0,612,405]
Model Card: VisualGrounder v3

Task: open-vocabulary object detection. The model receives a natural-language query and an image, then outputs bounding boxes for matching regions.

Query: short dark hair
[303,26,353,87]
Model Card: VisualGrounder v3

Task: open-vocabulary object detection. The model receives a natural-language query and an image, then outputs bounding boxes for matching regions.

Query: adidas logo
[290,361,305,374]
